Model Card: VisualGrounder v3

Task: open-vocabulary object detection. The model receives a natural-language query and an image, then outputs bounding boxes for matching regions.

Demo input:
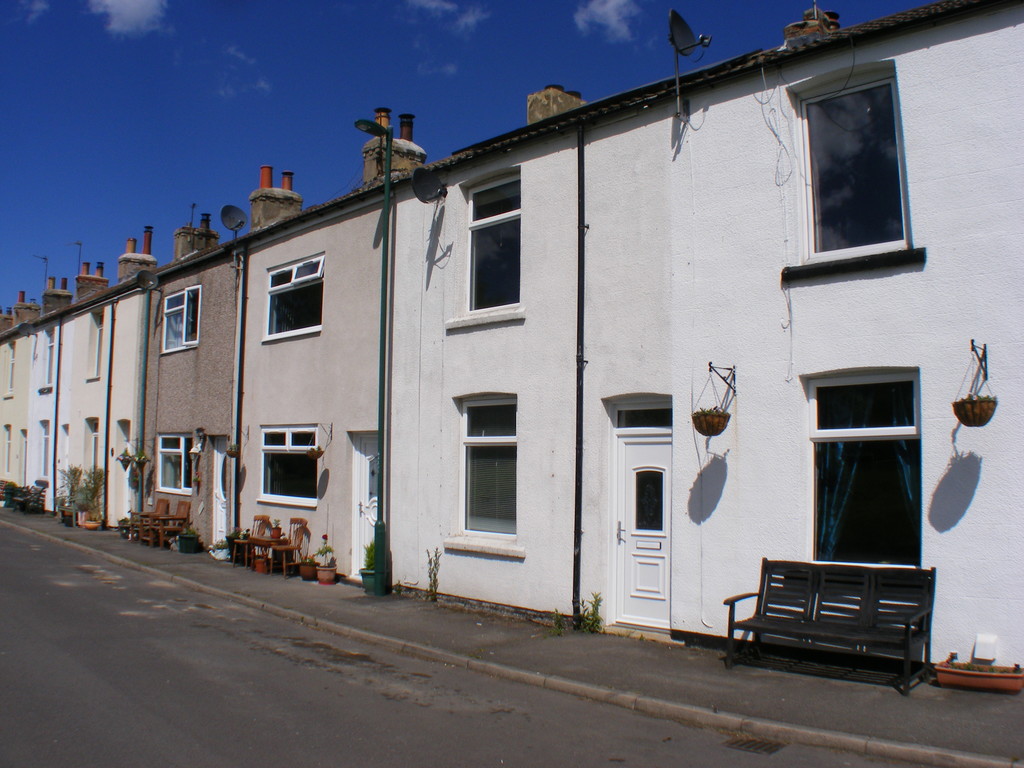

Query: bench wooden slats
[725,558,935,695]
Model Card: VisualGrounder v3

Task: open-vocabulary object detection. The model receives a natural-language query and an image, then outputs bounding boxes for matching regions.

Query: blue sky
[3,0,920,306]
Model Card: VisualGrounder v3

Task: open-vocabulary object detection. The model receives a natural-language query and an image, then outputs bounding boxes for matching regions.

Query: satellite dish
[220,204,247,238]
[412,167,447,204]
[668,10,711,120]
[136,270,159,291]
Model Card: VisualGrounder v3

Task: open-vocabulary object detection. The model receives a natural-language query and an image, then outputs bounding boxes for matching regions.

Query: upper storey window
[470,180,521,311]
[163,287,201,352]
[804,80,907,258]
[267,256,324,339]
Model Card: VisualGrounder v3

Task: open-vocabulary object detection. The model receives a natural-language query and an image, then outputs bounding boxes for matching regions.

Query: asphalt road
[0,529,911,767]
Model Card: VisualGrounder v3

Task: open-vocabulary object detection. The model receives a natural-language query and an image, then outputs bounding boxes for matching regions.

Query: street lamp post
[355,116,393,597]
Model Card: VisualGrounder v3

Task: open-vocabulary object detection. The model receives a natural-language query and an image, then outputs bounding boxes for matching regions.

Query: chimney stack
[42,275,73,315]
[784,8,839,48]
[249,166,303,230]
[173,212,220,260]
[527,84,586,124]
[117,230,157,284]
[76,261,109,301]
[361,108,427,185]
[12,290,41,325]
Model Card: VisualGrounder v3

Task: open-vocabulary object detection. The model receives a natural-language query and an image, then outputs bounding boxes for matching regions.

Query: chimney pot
[47,276,55,290]
[18,290,25,303]
[126,237,137,254]
[374,107,392,129]
[142,226,153,255]
[200,212,212,229]
[281,171,294,191]
[260,165,273,189]
[95,262,104,278]
[399,114,415,142]
[81,262,91,275]
[60,277,68,290]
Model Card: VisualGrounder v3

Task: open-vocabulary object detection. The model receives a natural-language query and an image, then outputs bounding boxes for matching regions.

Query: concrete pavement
[3,509,1021,768]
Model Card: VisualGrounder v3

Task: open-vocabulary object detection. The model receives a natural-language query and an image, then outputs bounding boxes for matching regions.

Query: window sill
[445,306,525,333]
[444,535,525,560]
[262,326,323,344]
[157,487,193,497]
[781,248,925,286]
[257,495,318,509]
[161,344,198,356]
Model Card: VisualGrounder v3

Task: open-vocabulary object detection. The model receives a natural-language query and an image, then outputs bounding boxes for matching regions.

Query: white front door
[212,437,229,543]
[614,433,672,629]
[351,434,379,575]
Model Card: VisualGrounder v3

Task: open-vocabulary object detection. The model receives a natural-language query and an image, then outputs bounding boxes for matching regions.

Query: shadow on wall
[317,468,330,499]
[688,452,727,525]
[928,449,982,533]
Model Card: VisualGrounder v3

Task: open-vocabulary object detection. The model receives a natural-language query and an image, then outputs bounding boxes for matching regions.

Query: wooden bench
[723,558,936,695]
[13,484,46,514]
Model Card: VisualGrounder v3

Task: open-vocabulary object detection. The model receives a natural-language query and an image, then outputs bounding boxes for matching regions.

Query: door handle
[616,521,625,544]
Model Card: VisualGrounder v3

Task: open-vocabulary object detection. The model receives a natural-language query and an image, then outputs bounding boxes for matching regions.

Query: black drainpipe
[51,317,64,510]
[571,122,588,628]
[232,245,249,531]
[102,301,117,526]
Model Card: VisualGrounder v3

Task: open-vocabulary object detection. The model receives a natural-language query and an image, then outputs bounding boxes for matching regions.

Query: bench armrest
[722,592,758,607]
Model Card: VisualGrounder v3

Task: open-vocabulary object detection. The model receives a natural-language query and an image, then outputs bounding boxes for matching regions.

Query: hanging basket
[116,453,133,470]
[692,410,730,437]
[952,398,997,428]
[225,447,240,459]
[306,447,325,460]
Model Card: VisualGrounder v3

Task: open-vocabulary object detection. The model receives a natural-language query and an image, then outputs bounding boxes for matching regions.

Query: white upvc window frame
[5,343,14,393]
[44,329,55,386]
[808,371,920,442]
[799,73,910,263]
[468,178,522,313]
[88,310,104,380]
[3,424,11,474]
[40,420,51,479]
[460,397,518,536]
[259,425,319,507]
[266,255,325,341]
[157,434,194,494]
[162,286,201,353]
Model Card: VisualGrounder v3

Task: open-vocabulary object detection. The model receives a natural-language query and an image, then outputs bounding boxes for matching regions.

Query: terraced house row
[3,0,1021,668]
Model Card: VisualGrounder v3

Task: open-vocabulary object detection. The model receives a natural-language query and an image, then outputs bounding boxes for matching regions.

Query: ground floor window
[811,375,920,565]
[261,426,318,503]
[463,399,517,534]
[158,434,194,493]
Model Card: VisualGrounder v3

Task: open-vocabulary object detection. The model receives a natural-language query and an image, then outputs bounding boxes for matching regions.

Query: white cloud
[217,45,271,99]
[454,6,489,33]
[88,0,167,36]
[574,0,641,42]
[225,44,255,65]
[417,61,458,77]
[20,0,50,23]
[406,0,458,14]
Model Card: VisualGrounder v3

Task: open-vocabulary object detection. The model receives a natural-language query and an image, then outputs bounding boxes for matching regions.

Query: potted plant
[692,407,731,437]
[225,443,241,459]
[360,541,376,594]
[305,445,325,461]
[116,450,134,470]
[73,466,105,529]
[178,525,201,554]
[935,654,1023,693]
[270,518,283,539]
[952,394,997,427]
[315,534,336,584]
[3,481,19,507]
[298,556,319,581]
[226,528,247,561]
[208,539,230,561]
[117,517,131,539]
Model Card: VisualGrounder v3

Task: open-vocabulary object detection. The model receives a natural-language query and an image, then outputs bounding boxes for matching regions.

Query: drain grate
[723,736,786,755]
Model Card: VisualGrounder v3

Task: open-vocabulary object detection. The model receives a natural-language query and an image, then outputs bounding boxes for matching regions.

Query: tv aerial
[411,166,447,204]
[220,204,248,239]
[668,9,711,120]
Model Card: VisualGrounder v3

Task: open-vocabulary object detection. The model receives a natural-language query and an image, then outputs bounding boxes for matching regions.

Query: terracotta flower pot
[82,520,101,531]
[253,557,270,574]
[935,662,1023,694]
[316,566,336,585]
[299,563,318,581]
[270,527,283,539]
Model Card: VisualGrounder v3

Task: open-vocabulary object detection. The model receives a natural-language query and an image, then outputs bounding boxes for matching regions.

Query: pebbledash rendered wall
[387,2,1024,664]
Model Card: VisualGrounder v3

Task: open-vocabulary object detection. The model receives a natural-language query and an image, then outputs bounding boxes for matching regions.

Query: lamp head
[355,119,389,138]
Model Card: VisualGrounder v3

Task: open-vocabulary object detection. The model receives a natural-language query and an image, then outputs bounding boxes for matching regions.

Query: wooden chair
[139,498,169,546]
[158,500,191,549]
[232,515,271,568]
[270,518,310,576]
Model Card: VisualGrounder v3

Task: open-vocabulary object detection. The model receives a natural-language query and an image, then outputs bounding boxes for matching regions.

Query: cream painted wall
[387,4,1024,665]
